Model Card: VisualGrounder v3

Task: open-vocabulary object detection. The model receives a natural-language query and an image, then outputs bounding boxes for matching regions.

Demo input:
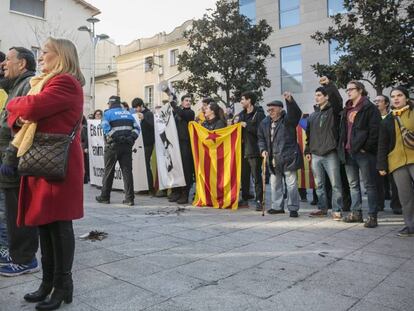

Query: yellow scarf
[12,72,57,157]
[392,105,410,116]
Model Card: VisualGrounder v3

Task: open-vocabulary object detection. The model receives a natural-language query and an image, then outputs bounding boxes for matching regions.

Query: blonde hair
[45,37,85,86]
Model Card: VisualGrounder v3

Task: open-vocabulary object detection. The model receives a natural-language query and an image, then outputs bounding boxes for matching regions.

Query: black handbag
[17,116,82,181]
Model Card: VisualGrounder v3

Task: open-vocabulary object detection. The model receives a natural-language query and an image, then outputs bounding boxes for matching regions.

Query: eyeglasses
[346,88,357,92]
[267,109,276,112]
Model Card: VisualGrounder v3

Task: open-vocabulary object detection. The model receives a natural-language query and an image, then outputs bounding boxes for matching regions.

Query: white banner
[87,119,148,191]
[154,104,186,190]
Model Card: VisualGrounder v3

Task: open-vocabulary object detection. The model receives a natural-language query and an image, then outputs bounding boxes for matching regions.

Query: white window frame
[169,48,179,67]
[144,55,154,73]
[9,0,46,20]
[144,85,154,107]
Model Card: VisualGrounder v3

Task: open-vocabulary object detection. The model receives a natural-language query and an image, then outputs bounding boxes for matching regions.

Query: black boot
[176,189,189,204]
[24,282,53,303]
[35,288,73,310]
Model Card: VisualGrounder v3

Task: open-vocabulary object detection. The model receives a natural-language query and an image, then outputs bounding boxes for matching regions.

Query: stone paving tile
[254,258,319,282]
[344,250,407,270]
[218,267,294,298]
[348,299,399,311]
[136,269,208,297]
[139,250,198,269]
[171,285,266,311]
[77,281,166,311]
[72,268,122,297]
[0,280,42,311]
[74,247,129,267]
[173,259,245,282]
[0,272,38,290]
[362,236,414,259]
[167,228,221,241]
[95,257,164,281]
[169,240,227,260]
[302,266,386,299]
[262,285,359,311]
[364,269,414,311]
[207,248,273,270]
[143,299,192,311]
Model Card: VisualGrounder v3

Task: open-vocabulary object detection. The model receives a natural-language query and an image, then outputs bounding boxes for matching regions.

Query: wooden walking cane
[262,155,267,217]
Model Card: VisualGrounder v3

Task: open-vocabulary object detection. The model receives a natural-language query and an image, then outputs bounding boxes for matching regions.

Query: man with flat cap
[258,92,303,217]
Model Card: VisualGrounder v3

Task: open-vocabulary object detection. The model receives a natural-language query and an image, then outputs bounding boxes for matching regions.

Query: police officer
[95,96,140,206]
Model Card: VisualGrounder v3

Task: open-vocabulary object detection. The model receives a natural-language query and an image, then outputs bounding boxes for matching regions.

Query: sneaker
[122,199,134,206]
[397,227,414,237]
[0,248,12,265]
[310,199,318,206]
[289,211,299,218]
[255,201,263,212]
[342,211,363,223]
[95,196,110,204]
[309,209,328,217]
[0,258,40,277]
[332,212,342,221]
[364,216,378,228]
[267,209,285,215]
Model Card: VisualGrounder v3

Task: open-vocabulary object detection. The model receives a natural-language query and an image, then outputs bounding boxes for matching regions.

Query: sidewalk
[1,184,413,311]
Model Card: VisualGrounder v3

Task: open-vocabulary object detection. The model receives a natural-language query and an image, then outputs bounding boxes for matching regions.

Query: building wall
[116,21,192,109]
[0,0,99,112]
[255,0,338,113]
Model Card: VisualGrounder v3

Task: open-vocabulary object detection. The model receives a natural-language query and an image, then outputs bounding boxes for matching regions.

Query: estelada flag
[296,119,315,189]
[188,122,242,209]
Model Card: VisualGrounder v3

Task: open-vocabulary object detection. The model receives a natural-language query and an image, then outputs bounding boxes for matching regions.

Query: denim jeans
[270,170,299,212]
[311,151,343,212]
[345,152,378,216]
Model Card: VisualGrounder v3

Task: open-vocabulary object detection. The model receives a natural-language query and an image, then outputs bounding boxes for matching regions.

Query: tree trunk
[375,85,383,96]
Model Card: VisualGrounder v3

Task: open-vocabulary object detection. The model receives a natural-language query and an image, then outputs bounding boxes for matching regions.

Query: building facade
[0,0,100,112]
[107,20,192,112]
[239,0,348,112]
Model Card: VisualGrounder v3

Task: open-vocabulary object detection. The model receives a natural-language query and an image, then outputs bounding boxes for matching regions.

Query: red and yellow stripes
[188,122,242,209]
[297,125,315,189]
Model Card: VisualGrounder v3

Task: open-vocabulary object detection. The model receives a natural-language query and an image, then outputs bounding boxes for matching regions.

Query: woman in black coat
[202,101,226,130]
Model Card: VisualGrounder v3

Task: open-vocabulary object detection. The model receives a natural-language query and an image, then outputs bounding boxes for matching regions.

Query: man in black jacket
[338,81,381,228]
[305,86,343,220]
[0,47,39,276]
[238,91,265,210]
[132,98,155,195]
[258,92,303,217]
[169,94,195,204]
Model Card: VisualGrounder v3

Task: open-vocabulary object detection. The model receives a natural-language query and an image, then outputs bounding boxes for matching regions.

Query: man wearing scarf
[0,47,39,276]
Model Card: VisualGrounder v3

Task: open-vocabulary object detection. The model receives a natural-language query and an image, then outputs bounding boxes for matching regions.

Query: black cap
[267,100,283,108]
[108,96,121,105]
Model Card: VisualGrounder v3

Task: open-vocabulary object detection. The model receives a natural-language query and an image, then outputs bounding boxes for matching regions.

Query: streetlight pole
[78,17,109,112]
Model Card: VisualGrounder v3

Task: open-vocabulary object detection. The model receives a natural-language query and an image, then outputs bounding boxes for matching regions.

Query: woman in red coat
[6,37,84,311]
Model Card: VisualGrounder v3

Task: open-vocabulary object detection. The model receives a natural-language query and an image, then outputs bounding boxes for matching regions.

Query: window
[239,0,256,24]
[144,56,153,72]
[145,86,154,105]
[10,0,45,18]
[279,0,300,28]
[329,40,346,64]
[280,45,302,93]
[328,0,346,16]
[170,49,179,66]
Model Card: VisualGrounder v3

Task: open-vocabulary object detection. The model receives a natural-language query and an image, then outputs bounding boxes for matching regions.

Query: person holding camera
[96,96,140,206]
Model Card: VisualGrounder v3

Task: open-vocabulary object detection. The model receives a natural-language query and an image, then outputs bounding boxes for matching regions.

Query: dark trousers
[4,187,38,264]
[39,221,74,289]
[101,144,134,201]
[377,173,402,210]
[83,153,89,184]
[144,145,154,192]
[241,157,263,202]
[180,141,194,193]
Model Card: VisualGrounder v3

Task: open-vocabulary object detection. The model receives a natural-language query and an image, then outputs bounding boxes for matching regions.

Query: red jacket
[7,74,84,226]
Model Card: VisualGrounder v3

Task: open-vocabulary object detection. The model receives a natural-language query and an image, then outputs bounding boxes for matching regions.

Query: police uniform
[96,96,140,205]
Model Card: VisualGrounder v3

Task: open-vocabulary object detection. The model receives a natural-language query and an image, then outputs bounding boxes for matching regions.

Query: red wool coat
[7,74,84,226]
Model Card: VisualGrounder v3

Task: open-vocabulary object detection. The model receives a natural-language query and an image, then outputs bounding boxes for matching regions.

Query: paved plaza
[1,184,414,311]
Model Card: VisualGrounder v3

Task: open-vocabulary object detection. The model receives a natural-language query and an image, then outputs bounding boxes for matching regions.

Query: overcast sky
[86,0,217,45]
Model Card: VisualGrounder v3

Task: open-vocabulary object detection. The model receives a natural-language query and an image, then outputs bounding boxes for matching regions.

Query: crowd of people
[0,36,413,311]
